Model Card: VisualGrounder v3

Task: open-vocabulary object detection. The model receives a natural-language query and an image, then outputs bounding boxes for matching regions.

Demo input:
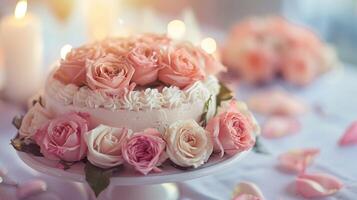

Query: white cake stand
[17,151,250,200]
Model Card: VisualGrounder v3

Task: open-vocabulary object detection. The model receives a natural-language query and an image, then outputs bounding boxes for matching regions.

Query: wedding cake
[12,33,259,196]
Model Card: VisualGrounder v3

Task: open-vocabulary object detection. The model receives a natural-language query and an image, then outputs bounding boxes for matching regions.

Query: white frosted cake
[44,72,219,133]
[42,33,223,132]
[13,33,259,196]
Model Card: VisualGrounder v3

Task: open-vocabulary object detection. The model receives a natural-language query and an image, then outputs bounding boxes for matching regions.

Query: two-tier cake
[12,33,259,196]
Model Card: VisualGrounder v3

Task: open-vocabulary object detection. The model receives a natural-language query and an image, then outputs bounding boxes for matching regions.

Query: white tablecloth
[1,65,356,200]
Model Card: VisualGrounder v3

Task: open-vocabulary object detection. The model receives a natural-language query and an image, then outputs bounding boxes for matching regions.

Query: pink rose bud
[122,128,166,175]
[16,179,47,199]
[296,173,343,198]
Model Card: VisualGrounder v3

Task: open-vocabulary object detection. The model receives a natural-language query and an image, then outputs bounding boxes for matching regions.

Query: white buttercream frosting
[47,80,78,105]
[46,76,220,111]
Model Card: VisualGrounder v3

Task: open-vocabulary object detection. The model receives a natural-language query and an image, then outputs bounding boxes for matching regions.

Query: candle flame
[200,37,217,54]
[167,20,186,40]
[15,0,27,19]
[60,44,72,60]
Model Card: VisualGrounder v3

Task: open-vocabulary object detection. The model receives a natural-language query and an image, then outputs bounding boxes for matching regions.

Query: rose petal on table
[339,121,357,146]
[262,116,301,139]
[248,90,307,116]
[233,194,261,200]
[278,148,320,173]
[296,173,343,198]
[232,181,265,200]
[0,166,8,177]
[16,179,47,199]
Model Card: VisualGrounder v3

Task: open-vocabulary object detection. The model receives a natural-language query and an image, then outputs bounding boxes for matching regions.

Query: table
[1,64,356,200]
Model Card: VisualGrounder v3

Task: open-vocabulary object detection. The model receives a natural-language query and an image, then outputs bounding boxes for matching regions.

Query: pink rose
[53,43,105,85]
[206,101,256,157]
[175,42,225,75]
[128,43,162,86]
[34,113,89,162]
[158,47,205,88]
[281,49,319,86]
[86,54,136,95]
[136,33,171,46]
[101,37,135,56]
[122,128,166,175]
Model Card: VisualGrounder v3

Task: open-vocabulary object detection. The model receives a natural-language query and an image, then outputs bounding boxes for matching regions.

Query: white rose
[164,119,213,168]
[85,124,132,169]
[19,103,52,138]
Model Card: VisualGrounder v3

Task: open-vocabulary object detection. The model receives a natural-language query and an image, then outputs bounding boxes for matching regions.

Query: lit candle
[0,0,43,104]
[83,0,119,40]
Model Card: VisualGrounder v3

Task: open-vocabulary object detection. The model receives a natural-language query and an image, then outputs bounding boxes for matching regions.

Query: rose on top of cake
[11,33,259,197]
[53,33,224,92]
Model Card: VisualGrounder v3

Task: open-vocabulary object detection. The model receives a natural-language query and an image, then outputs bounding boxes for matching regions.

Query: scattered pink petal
[232,182,265,200]
[262,116,301,139]
[248,90,307,116]
[339,121,357,146]
[278,148,320,173]
[296,173,343,198]
[234,194,261,200]
[0,166,8,177]
[16,179,47,199]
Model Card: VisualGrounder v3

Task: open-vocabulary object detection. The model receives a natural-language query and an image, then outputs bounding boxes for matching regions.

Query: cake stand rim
[17,150,250,186]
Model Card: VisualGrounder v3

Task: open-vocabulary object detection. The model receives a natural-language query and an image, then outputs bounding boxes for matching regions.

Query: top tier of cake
[43,34,225,132]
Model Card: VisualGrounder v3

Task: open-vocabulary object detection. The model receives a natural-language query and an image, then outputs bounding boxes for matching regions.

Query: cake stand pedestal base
[95,183,179,200]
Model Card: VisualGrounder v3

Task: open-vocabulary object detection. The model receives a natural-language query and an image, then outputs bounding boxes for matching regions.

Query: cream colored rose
[19,103,52,138]
[164,120,213,168]
[85,125,132,169]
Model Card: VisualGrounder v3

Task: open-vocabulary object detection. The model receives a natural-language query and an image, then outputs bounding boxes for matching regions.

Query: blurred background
[0,0,356,67]
[0,1,357,200]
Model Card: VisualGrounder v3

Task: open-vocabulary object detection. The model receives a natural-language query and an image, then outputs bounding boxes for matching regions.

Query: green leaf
[199,96,212,127]
[10,134,43,157]
[253,137,270,155]
[85,162,114,197]
[216,82,233,107]
[12,116,24,130]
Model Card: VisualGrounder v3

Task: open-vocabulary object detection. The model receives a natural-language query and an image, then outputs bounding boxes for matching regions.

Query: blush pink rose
[136,33,171,46]
[128,43,162,86]
[206,101,256,157]
[122,128,166,175]
[34,113,89,162]
[281,49,319,86]
[53,43,105,86]
[86,54,136,95]
[175,42,226,75]
[101,37,135,56]
[158,47,205,88]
